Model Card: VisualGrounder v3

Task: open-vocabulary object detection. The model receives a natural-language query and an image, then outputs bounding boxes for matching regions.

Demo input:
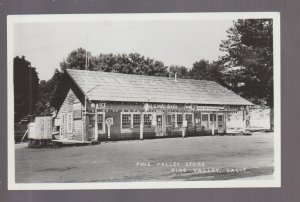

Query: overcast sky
[13,18,234,81]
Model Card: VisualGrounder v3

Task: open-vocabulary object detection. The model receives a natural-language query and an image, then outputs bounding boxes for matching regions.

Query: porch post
[83,113,86,142]
[94,103,98,141]
[216,112,218,134]
[140,112,144,140]
[242,110,247,133]
[162,113,166,136]
[211,112,215,135]
[182,112,185,137]
[224,112,227,134]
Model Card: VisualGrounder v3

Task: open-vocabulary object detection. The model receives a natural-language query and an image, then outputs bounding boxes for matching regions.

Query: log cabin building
[53,69,253,143]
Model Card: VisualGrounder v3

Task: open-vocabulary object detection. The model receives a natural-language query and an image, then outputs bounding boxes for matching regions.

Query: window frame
[121,112,143,133]
[143,113,153,128]
[97,112,106,134]
[177,113,183,127]
[132,113,141,128]
[73,102,82,119]
[201,113,209,122]
[185,113,194,126]
[166,112,194,128]
[201,113,211,128]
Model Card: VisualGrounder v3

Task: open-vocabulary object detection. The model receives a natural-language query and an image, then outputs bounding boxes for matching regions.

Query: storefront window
[133,114,141,128]
[97,114,104,132]
[122,114,131,129]
[177,114,183,127]
[202,114,208,121]
[210,114,217,122]
[144,114,152,128]
[185,113,193,125]
[166,114,172,126]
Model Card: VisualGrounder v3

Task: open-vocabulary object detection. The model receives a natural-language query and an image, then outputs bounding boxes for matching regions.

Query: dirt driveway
[15,132,274,183]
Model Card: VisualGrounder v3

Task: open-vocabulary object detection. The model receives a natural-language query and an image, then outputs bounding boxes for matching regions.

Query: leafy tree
[14,56,39,123]
[60,48,91,71]
[35,69,64,115]
[189,59,225,84]
[168,65,189,78]
[48,69,65,109]
[219,19,273,130]
[190,60,210,80]
[60,49,169,77]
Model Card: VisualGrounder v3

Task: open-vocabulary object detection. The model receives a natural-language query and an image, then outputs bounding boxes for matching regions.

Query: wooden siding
[57,89,83,141]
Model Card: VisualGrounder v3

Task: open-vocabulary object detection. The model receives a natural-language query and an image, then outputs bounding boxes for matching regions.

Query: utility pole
[83,32,89,143]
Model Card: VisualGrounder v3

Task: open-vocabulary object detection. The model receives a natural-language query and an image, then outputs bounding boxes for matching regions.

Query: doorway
[217,113,225,133]
[156,114,164,136]
[86,114,95,141]
[201,113,209,129]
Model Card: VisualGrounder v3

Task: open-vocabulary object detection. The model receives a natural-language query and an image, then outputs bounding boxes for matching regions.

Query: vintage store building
[53,69,253,143]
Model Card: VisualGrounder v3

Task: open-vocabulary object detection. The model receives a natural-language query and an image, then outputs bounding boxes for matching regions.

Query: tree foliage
[219,19,273,107]
[168,65,189,78]
[189,59,226,85]
[60,49,169,77]
[35,69,64,115]
[14,56,39,123]
[60,48,89,71]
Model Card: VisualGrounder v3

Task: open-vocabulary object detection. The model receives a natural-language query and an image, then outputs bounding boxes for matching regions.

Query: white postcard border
[7,12,281,190]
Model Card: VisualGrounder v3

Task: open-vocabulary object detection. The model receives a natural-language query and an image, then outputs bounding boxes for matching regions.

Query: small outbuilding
[53,69,253,143]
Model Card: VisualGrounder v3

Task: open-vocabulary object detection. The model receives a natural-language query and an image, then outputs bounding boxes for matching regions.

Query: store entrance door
[86,114,95,141]
[156,114,164,136]
[217,114,225,133]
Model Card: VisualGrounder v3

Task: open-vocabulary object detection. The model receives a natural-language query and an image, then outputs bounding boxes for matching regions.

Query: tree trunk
[270,107,274,131]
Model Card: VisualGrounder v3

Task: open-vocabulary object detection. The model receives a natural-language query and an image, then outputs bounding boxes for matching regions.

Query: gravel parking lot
[15,132,274,183]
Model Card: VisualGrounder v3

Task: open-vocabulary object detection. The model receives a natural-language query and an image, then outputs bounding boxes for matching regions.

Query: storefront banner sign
[196,106,225,111]
[148,103,177,110]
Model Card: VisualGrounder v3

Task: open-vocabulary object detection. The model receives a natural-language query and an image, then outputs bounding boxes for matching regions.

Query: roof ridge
[65,69,213,83]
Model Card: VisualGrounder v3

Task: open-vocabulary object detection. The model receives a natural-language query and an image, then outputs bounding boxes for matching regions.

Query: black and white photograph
[7,13,280,189]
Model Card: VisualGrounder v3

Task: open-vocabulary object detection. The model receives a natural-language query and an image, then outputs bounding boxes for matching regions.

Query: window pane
[218,115,223,122]
[144,114,152,127]
[122,114,131,129]
[185,114,193,125]
[97,114,103,123]
[202,114,208,121]
[73,103,82,119]
[166,114,172,125]
[177,114,183,126]
[210,114,216,121]
[133,114,141,128]
[97,114,103,131]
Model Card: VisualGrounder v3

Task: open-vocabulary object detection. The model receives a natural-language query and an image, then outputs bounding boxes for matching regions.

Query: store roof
[66,69,253,106]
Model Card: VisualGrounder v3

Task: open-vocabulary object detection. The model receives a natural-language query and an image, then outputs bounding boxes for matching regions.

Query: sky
[13,18,234,81]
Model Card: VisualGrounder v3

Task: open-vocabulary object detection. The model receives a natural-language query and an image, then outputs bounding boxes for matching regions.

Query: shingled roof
[66,69,253,106]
